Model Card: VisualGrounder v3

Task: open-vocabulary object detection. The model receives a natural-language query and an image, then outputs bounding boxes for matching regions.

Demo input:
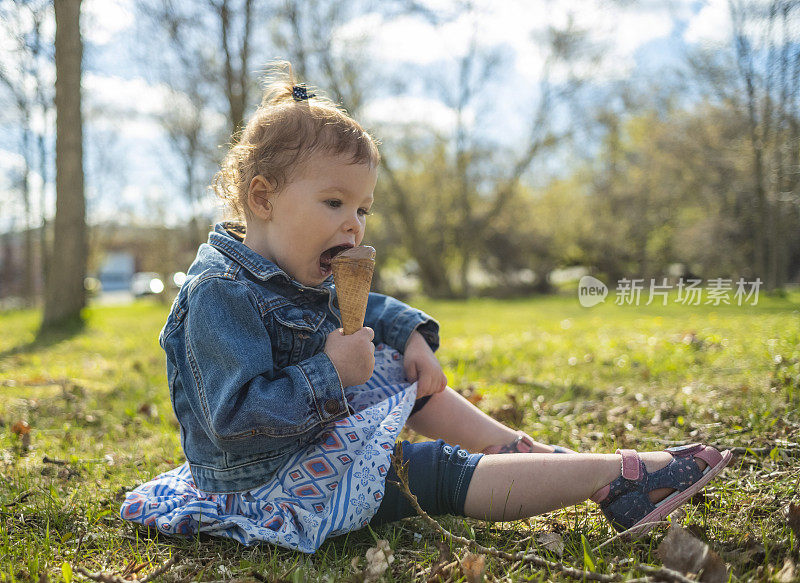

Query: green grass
[1,292,799,581]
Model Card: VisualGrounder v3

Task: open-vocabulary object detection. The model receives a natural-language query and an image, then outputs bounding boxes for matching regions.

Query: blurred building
[0,220,208,306]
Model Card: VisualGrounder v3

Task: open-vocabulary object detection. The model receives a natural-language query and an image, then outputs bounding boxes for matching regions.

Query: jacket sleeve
[363,292,440,353]
[182,276,349,454]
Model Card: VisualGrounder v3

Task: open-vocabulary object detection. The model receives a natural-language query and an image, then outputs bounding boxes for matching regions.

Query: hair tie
[292,84,314,102]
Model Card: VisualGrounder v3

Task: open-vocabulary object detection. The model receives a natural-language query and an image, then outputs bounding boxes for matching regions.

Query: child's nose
[342,211,362,234]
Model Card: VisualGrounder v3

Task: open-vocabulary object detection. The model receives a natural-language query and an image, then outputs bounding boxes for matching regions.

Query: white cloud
[337,14,459,65]
[498,0,684,81]
[0,149,26,178]
[342,0,689,86]
[345,0,698,130]
[684,0,732,46]
[362,95,464,134]
[82,74,169,144]
[683,0,800,48]
[82,0,135,46]
[83,74,227,137]
[84,73,171,117]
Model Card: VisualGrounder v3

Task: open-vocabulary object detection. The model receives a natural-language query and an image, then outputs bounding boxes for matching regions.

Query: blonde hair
[213,61,381,220]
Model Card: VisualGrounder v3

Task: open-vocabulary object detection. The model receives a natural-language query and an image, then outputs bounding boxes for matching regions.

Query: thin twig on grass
[43,455,69,466]
[635,565,697,583]
[76,555,178,583]
[424,559,457,582]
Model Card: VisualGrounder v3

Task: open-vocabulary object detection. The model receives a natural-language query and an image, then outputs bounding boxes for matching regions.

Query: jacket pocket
[269,305,327,368]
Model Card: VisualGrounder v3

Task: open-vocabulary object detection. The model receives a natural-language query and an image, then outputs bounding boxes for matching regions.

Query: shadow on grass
[0,313,86,359]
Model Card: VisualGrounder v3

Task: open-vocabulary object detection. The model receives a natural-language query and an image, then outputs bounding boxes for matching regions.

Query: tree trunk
[42,0,86,330]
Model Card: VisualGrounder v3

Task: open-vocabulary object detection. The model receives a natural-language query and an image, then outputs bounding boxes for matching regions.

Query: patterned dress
[120,345,417,553]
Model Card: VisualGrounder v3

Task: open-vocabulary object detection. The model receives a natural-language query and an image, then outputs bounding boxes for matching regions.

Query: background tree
[133,0,260,245]
[0,0,53,305]
[136,0,259,138]
[379,16,588,297]
[271,0,377,113]
[161,86,220,248]
[41,0,85,330]
[709,0,800,289]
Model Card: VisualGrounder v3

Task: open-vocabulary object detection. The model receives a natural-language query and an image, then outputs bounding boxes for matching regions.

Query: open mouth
[319,244,353,276]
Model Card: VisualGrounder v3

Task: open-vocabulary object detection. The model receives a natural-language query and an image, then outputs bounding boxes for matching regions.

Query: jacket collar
[208,222,334,295]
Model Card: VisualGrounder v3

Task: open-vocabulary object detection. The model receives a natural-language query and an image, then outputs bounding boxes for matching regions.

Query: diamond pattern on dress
[119,346,417,553]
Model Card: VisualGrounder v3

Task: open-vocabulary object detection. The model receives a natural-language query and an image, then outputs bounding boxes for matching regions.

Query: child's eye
[325,199,342,208]
[358,208,372,217]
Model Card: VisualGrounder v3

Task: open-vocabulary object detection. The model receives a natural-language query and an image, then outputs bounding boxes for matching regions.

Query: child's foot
[636,451,706,504]
[590,444,732,534]
[481,431,577,454]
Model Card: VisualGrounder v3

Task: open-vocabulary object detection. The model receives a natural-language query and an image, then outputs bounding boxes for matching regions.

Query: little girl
[120,62,731,553]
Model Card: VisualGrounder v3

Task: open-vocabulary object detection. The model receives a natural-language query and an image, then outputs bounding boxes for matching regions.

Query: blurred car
[131,272,165,297]
[171,271,187,289]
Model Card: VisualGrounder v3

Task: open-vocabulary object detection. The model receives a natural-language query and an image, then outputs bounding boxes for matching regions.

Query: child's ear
[247,175,275,220]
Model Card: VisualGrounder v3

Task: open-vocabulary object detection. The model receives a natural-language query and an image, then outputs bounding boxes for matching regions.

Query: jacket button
[324,399,340,415]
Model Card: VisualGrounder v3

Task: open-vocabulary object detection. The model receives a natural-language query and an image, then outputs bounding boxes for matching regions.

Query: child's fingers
[432,371,447,395]
[419,369,440,398]
[362,326,375,342]
[404,360,419,382]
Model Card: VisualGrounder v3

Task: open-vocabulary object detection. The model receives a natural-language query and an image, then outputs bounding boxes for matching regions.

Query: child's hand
[324,327,375,388]
[403,331,447,399]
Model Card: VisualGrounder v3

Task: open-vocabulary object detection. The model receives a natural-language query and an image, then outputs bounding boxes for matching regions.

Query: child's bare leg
[462,451,702,521]
[405,387,555,453]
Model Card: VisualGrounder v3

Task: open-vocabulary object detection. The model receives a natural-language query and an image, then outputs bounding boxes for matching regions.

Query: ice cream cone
[332,246,376,335]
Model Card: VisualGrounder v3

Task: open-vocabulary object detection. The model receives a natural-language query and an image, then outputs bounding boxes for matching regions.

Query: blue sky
[0,0,744,231]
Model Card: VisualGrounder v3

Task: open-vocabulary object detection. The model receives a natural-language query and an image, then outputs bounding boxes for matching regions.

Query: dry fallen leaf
[536,532,565,557]
[11,420,30,436]
[138,403,158,418]
[657,525,728,583]
[12,421,31,450]
[467,393,484,405]
[460,553,485,583]
[350,556,362,579]
[490,403,524,425]
[775,558,796,583]
[363,539,394,583]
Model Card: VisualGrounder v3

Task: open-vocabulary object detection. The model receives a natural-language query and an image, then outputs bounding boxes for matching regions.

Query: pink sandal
[590,443,732,534]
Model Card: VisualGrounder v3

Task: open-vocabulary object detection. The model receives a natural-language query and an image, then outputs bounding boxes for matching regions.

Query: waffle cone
[332,246,375,335]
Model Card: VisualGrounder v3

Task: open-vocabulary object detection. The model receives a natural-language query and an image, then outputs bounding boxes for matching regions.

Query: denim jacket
[159,223,439,493]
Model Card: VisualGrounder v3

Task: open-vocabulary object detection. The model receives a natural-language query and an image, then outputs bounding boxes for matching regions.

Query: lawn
[1,292,799,581]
